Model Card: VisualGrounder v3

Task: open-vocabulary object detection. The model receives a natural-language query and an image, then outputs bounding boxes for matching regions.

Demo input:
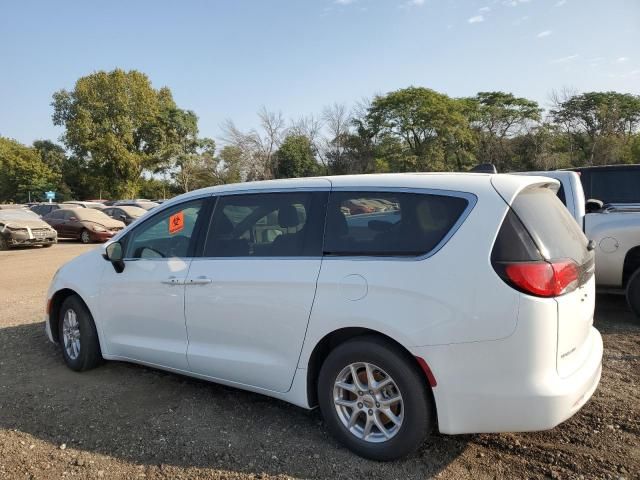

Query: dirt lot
[0,242,638,479]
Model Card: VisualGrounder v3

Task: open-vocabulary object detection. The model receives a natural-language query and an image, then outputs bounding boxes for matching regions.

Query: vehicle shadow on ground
[0,322,467,479]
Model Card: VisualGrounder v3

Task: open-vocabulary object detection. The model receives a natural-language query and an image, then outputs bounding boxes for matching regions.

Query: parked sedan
[44,208,125,243]
[31,203,81,217]
[102,205,147,225]
[0,208,57,249]
[62,201,106,210]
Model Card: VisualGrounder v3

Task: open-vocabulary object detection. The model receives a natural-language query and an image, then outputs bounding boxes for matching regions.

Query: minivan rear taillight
[502,260,579,297]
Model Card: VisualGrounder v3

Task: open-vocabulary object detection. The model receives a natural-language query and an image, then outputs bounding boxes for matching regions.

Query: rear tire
[317,335,434,461]
[626,269,640,320]
[58,296,103,371]
[80,229,91,244]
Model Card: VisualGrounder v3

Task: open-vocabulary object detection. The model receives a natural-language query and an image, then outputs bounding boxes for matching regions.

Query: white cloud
[468,15,484,23]
[334,0,355,4]
[555,0,566,6]
[551,54,579,64]
[616,57,628,63]
[537,30,552,38]
[404,0,425,6]
[478,6,491,12]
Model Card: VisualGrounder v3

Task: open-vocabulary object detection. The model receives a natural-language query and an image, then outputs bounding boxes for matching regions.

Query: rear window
[323,192,469,256]
[510,186,589,264]
[585,169,640,204]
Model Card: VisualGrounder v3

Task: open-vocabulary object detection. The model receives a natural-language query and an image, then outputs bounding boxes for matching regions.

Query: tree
[466,91,541,170]
[274,134,319,178]
[52,69,189,197]
[365,87,474,171]
[550,91,640,165]
[0,137,58,202]
[221,107,287,181]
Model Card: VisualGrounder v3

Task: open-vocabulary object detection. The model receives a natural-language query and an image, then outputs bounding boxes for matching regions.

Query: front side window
[324,192,469,256]
[203,192,326,257]
[126,200,204,259]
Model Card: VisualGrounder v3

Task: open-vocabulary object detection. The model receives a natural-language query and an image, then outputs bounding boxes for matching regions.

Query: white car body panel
[44,173,603,434]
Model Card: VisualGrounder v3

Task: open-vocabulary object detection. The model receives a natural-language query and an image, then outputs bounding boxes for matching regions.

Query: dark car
[102,205,147,225]
[0,209,57,249]
[30,203,82,217]
[571,164,640,205]
[44,208,125,244]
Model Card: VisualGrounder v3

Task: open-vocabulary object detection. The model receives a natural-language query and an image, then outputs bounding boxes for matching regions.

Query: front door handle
[161,276,185,286]
[188,276,212,285]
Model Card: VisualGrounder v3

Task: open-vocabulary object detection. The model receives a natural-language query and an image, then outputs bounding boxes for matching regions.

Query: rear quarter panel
[298,180,521,369]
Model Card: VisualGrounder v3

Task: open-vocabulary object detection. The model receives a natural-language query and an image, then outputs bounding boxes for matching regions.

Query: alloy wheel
[333,362,404,443]
[62,308,81,360]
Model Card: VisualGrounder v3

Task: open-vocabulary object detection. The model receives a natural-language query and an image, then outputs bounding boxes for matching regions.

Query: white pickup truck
[520,170,640,319]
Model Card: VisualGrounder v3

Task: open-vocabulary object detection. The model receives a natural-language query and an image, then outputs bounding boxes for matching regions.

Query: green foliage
[365,87,475,171]
[52,69,188,198]
[466,92,541,170]
[551,91,640,165]
[0,137,59,202]
[274,135,319,178]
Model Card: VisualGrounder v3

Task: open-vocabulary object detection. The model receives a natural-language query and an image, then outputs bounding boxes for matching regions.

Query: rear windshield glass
[585,169,640,204]
[324,192,469,256]
[511,186,588,263]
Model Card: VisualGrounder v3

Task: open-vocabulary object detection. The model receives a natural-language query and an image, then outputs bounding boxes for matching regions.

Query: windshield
[74,209,113,222]
[119,206,147,217]
[0,209,41,221]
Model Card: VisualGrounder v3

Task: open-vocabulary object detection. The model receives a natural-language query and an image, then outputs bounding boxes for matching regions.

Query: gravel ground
[0,242,638,479]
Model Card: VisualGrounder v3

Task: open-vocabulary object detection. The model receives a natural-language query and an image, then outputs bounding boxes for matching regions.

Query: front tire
[58,296,103,371]
[317,335,435,461]
[80,229,92,244]
[0,235,9,250]
[626,269,640,320]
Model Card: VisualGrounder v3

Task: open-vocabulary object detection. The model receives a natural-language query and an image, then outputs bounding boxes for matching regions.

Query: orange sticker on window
[169,211,184,234]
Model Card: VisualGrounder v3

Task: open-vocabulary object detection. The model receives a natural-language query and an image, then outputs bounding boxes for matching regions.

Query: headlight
[92,225,106,232]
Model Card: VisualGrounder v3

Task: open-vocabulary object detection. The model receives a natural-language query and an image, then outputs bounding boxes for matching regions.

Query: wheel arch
[623,245,640,287]
[305,327,436,408]
[48,288,87,343]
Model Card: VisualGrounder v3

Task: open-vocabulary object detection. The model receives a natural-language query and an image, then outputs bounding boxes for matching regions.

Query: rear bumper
[413,327,603,434]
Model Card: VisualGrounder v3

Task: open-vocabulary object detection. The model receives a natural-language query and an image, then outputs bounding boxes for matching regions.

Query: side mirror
[585,198,604,213]
[120,214,127,221]
[103,241,125,273]
[69,216,78,221]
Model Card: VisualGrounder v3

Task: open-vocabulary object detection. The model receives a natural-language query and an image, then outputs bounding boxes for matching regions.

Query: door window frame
[120,195,214,261]
[196,188,330,260]
[322,187,477,261]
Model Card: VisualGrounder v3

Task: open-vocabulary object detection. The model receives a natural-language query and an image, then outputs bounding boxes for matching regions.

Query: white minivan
[45,173,603,460]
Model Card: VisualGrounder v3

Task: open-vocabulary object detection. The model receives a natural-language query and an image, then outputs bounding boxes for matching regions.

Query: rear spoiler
[490,174,560,207]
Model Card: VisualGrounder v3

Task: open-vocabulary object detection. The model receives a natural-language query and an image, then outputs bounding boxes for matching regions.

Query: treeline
[1,68,639,202]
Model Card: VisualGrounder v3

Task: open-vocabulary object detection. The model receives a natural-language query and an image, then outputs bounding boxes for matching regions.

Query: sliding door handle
[188,276,212,285]
[161,276,184,285]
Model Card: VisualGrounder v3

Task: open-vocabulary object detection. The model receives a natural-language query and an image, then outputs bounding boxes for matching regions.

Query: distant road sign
[45,191,56,202]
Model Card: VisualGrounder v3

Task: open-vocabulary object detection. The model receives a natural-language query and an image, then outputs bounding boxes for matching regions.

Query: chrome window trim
[120,193,213,261]
[195,187,477,262]
[322,188,477,262]
[210,185,331,197]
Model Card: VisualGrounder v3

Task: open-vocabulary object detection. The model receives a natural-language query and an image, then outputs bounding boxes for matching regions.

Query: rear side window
[587,169,640,204]
[510,186,588,264]
[324,192,469,256]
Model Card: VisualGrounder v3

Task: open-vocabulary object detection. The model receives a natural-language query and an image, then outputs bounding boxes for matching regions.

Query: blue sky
[1,0,638,147]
